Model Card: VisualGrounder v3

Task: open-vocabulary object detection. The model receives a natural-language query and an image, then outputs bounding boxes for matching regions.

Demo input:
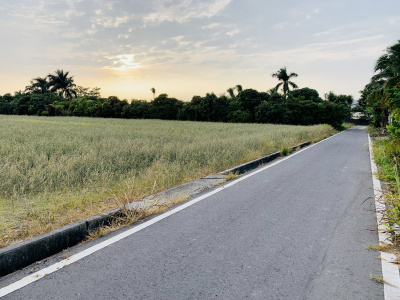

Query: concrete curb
[0,140,311,277]
[368,135,400,299]
[220,141,311,175]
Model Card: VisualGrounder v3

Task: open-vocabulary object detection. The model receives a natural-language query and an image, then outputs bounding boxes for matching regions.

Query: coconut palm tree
[25,76,49,94]
[370,42,400,91]
[47,70,77,101]
[227,85,243,99]
[227,87,235,98]
[150,87,156,99]
[365,40,400,128]
[272,67,298,95]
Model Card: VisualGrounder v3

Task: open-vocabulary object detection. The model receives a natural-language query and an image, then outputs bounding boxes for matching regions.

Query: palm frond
[274,82,283,91]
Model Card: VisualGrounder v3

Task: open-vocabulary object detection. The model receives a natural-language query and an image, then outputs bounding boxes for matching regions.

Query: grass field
[0,115,337,247]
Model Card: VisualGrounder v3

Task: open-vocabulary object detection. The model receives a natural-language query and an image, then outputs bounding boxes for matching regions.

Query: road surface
[0,126,383,299]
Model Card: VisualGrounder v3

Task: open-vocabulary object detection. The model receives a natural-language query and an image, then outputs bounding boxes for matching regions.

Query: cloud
[273,22,287,30]
[202,23,222,29]
[118,34,130,39]
[5,1,66,26]
[86,24,98,35]
[226,29,240,36]
[172,35,185,42]
[93,14,130,28]
[201,22,239,39]
[390,17,400,25]
[305,7,319,19]
[102,54,141,70]
[62,31,85,39]
[314,27,342,37]
[65,0,85,19]
[257,35,386,64]
[143,0,232,23]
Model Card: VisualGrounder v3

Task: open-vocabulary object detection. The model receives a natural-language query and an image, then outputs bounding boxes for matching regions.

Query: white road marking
[0,130,343,298]
[368,135,400,299]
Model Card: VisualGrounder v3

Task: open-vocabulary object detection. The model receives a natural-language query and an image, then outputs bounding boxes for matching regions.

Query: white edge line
[368,135,400,299]
[0,129,346,298]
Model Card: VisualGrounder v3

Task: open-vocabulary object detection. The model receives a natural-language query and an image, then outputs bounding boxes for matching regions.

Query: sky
[0,0,399,102]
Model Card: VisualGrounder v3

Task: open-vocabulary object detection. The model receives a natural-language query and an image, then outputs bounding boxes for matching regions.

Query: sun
[103,54,141,71]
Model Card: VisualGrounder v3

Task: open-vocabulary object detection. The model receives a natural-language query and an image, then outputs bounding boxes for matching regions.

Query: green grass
[372,137,400,243]
[0,115,337,247]
[342,122,355,130]
[373,138,400,183]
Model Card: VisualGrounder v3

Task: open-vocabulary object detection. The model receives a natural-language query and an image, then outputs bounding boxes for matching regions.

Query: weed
[370,274,384,284]
[281,148,289,156]
[225,172,240,181]
[368,126,379,135]
[366,244,379,251]
[85,189,190,242]
[342,123,355,130]
[365,243,395,252]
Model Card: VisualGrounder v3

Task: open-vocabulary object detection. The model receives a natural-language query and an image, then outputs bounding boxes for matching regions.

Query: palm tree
[150,87,156,99]
[227,87,235,99]
[365,40,400,128]
[47,70,77,102]
[374,41,400,87]
[227,85,243,99]
[25,76,49,94]
[272,67,298,95]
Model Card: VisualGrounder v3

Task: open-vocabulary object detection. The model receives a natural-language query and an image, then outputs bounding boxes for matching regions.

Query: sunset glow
[0,1,398,101]
[103,54,141,71]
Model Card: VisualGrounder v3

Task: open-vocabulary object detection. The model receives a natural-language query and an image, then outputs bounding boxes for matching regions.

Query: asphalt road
[0,126,383,299]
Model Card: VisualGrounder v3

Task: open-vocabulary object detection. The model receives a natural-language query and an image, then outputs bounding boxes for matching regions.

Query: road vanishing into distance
[0,126,383,299]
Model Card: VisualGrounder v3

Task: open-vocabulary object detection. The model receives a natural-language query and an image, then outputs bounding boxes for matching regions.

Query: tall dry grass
[0,115,336,247]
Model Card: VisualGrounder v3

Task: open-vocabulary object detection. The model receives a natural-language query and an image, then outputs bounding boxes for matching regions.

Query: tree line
[0,68,353,129]
[359,40,400,136]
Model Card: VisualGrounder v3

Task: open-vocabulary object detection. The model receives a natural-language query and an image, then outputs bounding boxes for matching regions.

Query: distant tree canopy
[325,91,353,106]
[289,88,321,102]
[0,69,352,129]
